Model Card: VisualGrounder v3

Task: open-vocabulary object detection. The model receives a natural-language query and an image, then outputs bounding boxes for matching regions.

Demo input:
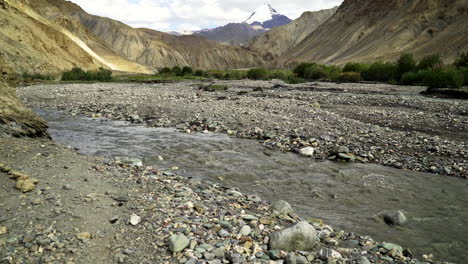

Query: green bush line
[59,53,467,88]
[61,67,112,82]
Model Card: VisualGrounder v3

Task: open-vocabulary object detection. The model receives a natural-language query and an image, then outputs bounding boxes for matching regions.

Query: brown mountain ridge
[274,0,468,66]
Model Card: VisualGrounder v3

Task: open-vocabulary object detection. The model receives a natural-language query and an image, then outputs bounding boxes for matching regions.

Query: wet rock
[268,221,318,251]
[379,210,407,226]
[318,248,342,260]
[272,200,294,216]
[376,242,403,253]
[120,157,143,167]
[299,147,315,157]
[169,234,190,253]
[336,146,350,153]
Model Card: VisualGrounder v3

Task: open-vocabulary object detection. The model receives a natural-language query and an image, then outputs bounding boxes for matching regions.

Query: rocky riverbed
[0,137,451,264]
[18,80,468,178]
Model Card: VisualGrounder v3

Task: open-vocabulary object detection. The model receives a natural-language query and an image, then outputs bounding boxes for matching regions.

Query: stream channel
[35,109,468,263]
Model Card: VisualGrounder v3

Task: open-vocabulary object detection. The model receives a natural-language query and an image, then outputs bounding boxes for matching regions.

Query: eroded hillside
[0,0,151,74]
[44,0,264,70]
[0,56,48,137]
[247,7,338,60]
[275,0,468,66]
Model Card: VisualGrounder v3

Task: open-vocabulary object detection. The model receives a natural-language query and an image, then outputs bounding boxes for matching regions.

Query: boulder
[272,200,294,216]
[268,221,318,251]
[379,210,407,226]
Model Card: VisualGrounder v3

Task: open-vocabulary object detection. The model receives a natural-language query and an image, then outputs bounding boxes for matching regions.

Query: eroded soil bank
[18,81,468,178]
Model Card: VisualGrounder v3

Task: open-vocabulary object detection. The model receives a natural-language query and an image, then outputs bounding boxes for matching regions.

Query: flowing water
[35,109,468,263]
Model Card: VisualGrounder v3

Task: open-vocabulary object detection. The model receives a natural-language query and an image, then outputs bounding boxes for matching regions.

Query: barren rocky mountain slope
[275,0,468,66]
[44,0,264,70]
[0,0,97,74]
[0,0,151,74]
[247,7,338,60]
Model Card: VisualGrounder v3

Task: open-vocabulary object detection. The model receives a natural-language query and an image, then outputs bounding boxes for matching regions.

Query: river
[35,109,468,263]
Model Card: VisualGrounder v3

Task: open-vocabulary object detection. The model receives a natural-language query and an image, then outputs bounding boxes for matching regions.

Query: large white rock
[299,147,315,157]
[268,221,318,251]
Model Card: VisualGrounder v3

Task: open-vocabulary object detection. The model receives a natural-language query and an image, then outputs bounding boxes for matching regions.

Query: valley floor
[1,80,467,264]
[18,80,468,178]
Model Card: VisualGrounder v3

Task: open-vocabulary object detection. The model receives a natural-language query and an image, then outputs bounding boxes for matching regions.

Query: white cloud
[69,0,344,32]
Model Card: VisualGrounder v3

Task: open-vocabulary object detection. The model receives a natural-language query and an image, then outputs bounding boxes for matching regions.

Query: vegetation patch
[62,67,112,82]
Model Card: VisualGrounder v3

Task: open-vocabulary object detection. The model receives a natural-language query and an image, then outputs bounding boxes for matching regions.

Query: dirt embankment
[0,58,48,137]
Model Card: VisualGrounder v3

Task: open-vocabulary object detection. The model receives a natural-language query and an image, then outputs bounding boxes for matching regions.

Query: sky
[68,0,343,32]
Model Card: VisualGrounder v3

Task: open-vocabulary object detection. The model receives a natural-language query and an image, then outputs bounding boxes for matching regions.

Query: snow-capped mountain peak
[244,4,279,24]
[242,4,292,30]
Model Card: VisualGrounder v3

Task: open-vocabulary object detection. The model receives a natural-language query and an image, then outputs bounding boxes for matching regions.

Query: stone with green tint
[168,234,190,253]
[217,221,232,228]
[267,250,280,260]
[378,243,403,253]
[381,256,394,262]
[241,214,259,221]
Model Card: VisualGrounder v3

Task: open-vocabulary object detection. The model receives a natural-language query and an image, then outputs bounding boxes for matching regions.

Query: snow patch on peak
[244,4,280,24]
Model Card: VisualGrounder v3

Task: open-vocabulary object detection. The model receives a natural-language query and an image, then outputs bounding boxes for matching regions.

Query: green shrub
[171,66,182,76]
[454,52,468,68]
[159,67,172,75]
[322,65,341,81]
[61,67,112,81]
[211,71,225,79]
[228,70,247,80]
[423,69,464,89]
[401,71,426,85]
[21,72,52,81]
[304,65,328,80]
[194,69,204,76]
[247,68,268,80]
[396,53,417,78]
[268,70,293,80]
[338,72,362,83]
[182,66,193,75]
[293,63,316,78]
[418,54,443,70]
[342,62,370,74]
[362,62,397,82]
[461,67,468,86]
[62,67,87,81]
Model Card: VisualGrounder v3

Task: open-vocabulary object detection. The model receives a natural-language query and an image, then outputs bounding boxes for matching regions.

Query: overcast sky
[68,0,343,32]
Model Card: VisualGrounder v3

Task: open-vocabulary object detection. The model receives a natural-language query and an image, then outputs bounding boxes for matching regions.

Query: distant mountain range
[0,0,466,75]
[169,4,293,46]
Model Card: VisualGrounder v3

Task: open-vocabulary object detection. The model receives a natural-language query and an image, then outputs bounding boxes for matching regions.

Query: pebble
[299,147,315,157]
[76,232,91,241]
[240,225,252,236]
[169,234,190,253]
[129,213,141,226]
